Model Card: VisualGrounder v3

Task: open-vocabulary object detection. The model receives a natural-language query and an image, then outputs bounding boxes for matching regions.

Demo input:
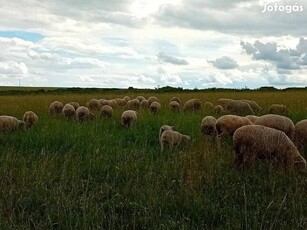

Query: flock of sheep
[0,95,306,171]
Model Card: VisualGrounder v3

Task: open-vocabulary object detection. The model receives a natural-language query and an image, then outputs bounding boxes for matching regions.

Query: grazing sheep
[294,119,307,152]
[215,105,225,115]
[204,102,214,110]
[123,96,130,102]
[49,101,63,115]
[101,99,118,109]
[23,111,38,128]
[160,130,191,152]
[148,96,159,105]
[159,125,174,142]
[115,98,127,107]
[201,116,217,137]
[121,110,138,127]
[100,105,113,118]
[170,97,181,104]
[76,106,90,122]
[140,100,149,109]
[87,99,101,111]
[99,99,106,105]
[150,101,161,114]
[245,115,259,124]
[63,104,76,119]
[254,114,295,140]
[269,104,288,114]
[233,125,306,170]
[68,102,80,110]
[183,99,202,112]
[126,99,140,110]
[170,101,180,112]
[218,98,233,109]
[0,116,26,132]
[240,100,262,113]
[226,100,254,116]
[136,96,146,102]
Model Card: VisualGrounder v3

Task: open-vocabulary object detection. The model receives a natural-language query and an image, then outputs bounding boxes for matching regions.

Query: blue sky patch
[0,30,43,42]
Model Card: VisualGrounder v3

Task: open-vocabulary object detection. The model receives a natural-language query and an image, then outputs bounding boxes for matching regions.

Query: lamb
[294,119,307,152]
[226,100,254,116]
[218,98,233,109]
[49,101,63,115]
[0,115,26,132]
[23,111,38,128]
[100,105,113,118]
[245,115,259,123]
[63,104,76,119]
[240,100,262,113]
[159,125,174,142]
[160,130,191,152]
[233,125,306,170]
[183,99,202,112]
[201,116,217,137]
[76,106,91,122]
[68,102,80,110]
[170,101,180,112]
[121,110,138,127]
[268,104,288,114]
[150,101,161,114]
[254,114,295,140]
[87,99,101,111]
[136,96,146,102]
[170,97,181,104]
[148,96,159,105]
[140,100,149,109]
[215,105,225,115]
[126,99,140,110]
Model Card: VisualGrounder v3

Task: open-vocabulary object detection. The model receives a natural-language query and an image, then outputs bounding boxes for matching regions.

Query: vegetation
[0,89,306,229]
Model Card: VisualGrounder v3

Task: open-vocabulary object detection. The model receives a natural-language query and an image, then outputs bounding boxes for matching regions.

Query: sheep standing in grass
[294,119,307,152]
[136,96,146,102]
[201,116,217,137]
[254,114,295,140]
[126,99,140,110]
[148,96,159,105]
[245,115,259,124]
[115,98,127,107]
[226,100,254,116]
[23,111,38,128]
[183,99,201,112]
[150,101,161,114]
[240,100,262,113]
[0,116,26,132]
[205,102,214,110]
[160,130,191,152]
[123,96,130,102]
[49,101,63,115]
[68,102,80,110]
[218,98,233,109]
[140,100,149,109]
[121,110,138,127]
[233,125,306,170]
[170,97,181,104]
[76,106,90,122]
[170,101,180,112]
[269,104,288,114]
[159,125,174,142]
[100,105,113,118]
[87,99,101,111]
[101,99,118,109]
[63,104,76,119]
[215,105,225,115]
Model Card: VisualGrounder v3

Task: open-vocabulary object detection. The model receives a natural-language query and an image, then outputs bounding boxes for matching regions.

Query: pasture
[0,89,306,229]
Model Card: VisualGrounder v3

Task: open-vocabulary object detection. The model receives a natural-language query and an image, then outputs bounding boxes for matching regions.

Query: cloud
[208,56,239,69]
[0,61,28,76]
[157,52,189,65]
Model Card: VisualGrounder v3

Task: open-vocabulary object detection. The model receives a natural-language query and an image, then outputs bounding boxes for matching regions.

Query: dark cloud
[157,52,189,65]
[208,56,239,69]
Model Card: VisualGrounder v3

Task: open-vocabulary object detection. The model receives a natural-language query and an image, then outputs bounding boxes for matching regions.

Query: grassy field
[0,90,306,229]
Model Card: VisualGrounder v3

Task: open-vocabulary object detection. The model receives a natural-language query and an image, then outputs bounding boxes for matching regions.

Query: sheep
[123,96,130,102]
[140,100,149,109]
[76,106,90,122]
[183,99,202,112]
[148,96,159,105]
[121,110,138,127]
[99,99,106,105]
[254,114,295,140]
[268,104,288,114]
[22,111,38,128]
[0,115,26,132]
[215,105,225,115]
[170,97,181,104]
[160,130,191,152]
[136,96,146,102]
[294,119,307,152]
[218,98,233,109]
[204,102,214,110]
[68,102,80,110]
[87,99,101,111]
[126,99,140,110]
[101,100,118,109]
[226,100,254,116]
[115,98,127,107]
[245,115,259,124]
[159,125,174,142]
[240,100,262,113]
[100,105,113,118]
[49,101,63,115]
[170,101,180,112]
[201,116,217,137]
[150,101,161,114]
[63,104,76,119]
[233,125,306,171]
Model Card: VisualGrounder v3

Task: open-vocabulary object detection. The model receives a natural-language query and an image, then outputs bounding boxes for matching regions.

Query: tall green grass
[0,90,306,229]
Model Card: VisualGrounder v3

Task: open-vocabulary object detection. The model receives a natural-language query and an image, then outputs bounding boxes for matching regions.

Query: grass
[0,90,306,229]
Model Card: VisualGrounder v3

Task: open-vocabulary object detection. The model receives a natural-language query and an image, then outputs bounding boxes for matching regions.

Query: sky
[0,0,306,89]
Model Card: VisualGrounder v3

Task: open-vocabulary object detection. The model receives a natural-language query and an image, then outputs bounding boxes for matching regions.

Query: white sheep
[226,100,254,116]
[170,101,180,112]
[148,96,159,105]
[170,97,181,104]
[233,125,306,170]
[76,106,92,122]
[204,102,214,110]
[150,101,161,114]
[123,96,130,102]
[294,119,307,152]
[115,98,127,107]
[49,101,63,115]
[215,105,225,115]
[140,100,149,109]
[245,115,259,123]
[201,116,217,137]
[218,98,233,109]
[63,104,76,119]
[0,115,26,132]
[183,99,201,112]
[86,99,101,111]
[254,114,295,140]
[136,96,146,102]
[100,105,113,118]
[159,125,174,143]
[240,100,262,113]
[268,104,288,114]
[23,111,38,128]
[68,102,80,110]
[121,110,138,127]
[160,130,191,152]
[126,99,140,110]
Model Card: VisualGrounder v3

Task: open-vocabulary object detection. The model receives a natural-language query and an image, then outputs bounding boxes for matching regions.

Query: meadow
[0,88,306,229]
